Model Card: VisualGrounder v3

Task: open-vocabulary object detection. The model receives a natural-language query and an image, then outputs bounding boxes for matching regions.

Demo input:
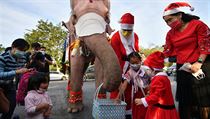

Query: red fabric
[144,51,165,69]
[120,13,134,24]
[16,70,37,105]
[145,74,179,119]
[164,20,210,64]
[110,31,140,111]
[132,89,147,119]
[164,2,192,11]
[111,31,140,70]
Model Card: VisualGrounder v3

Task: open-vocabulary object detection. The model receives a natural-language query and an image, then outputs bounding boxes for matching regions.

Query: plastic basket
[92,83,127,119]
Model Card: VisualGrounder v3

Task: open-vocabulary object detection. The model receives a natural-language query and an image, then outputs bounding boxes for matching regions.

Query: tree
[24,20,68,70]
[141,45,164,57]
[0,44,5,53]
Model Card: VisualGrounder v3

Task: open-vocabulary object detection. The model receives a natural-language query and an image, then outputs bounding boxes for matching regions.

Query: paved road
[13,76,177,119]
[14,80,96,119]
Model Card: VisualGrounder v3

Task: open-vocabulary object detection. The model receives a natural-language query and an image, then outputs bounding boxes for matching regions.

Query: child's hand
[135,98,143,105]
[43,106,52,117]
[38,103,50,111]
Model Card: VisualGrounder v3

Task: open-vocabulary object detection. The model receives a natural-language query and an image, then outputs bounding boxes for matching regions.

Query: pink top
[24,90,52,119]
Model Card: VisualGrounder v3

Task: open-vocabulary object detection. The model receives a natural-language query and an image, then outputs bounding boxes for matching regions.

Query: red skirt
[132,88,147,119]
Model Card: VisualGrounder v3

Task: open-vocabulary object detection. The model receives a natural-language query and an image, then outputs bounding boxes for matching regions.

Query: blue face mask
[14,50,25,58]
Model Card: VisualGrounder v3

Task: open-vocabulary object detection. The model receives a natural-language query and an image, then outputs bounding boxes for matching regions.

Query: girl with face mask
[163,2,210,119]
[25,72,52,119]
[115,52,150,119]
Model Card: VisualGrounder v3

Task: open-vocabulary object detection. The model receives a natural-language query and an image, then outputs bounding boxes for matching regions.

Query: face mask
[37,88,47,94]
[40,51,45,55]
[122,30,132,37]
[14,50,25,58]
[130,64,141,71]
[169,19,182,30]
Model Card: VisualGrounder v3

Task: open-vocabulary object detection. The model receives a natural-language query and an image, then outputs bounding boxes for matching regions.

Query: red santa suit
[110,13,140,114]
[142,51,179,119]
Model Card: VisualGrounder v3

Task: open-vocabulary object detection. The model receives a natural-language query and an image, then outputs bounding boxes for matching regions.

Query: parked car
[166,64,177,76]
[50,71,68,81]
[83,65,95,81]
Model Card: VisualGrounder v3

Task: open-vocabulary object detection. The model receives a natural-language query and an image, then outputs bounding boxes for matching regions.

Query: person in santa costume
[163,2,210,119]
[135,51,180,119]
[110,13,140,118]
[116,52,149,119]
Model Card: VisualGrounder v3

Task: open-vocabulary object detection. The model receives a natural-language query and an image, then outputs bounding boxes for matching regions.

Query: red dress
[124,68,149,119]
[110,31,140,113]
[141,72,179,119]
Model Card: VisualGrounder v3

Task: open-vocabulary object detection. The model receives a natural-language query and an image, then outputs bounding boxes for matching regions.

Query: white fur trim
[121,23,134,30]
[141,98,148,107]
[163,7,194,16]
[119,31,136,73]
[163,9,180,16]
[155,72,168,76]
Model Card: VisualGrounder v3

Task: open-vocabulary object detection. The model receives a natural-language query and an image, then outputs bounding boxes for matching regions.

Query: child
[16,52,45,105]
[116,52,150,119]
[25,72,52,119]
[135,51,179,119]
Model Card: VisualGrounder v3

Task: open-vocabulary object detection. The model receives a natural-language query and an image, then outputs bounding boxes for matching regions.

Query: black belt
[154,103,175,110]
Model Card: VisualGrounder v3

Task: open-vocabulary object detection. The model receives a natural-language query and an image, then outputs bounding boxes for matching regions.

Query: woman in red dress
[163,2,210,119]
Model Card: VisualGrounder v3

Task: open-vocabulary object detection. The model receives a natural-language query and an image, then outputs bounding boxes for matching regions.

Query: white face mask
[130,64,141,71]
[37,88,47,93]
[40,51,45,55]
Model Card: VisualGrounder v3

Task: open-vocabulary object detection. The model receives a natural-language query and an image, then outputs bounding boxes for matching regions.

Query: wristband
[197,58,203,63]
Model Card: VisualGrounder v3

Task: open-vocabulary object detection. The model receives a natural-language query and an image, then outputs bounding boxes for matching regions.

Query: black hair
[11,38,30,51]
[40,46,46,49]
[31,42,41,49]
[27,72,49,91]
[27,52,45,71]
[171,12,200,23]
[127,52,141,62]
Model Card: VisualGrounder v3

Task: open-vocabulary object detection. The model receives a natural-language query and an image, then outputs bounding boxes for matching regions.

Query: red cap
[119,13,134,30]
[163,2,194,16]
[144,51,165,70]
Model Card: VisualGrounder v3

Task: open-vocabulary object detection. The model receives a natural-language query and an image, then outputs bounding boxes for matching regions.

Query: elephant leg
[94,58,106,98]
[82,33,121,92]
[68,55,90,113]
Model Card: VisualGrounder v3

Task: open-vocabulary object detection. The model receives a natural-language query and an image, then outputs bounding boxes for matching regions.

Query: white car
[50,71,68,81]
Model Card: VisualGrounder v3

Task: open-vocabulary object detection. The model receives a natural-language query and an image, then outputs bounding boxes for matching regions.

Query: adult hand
[15,68,30,74]
[191,62,202,73]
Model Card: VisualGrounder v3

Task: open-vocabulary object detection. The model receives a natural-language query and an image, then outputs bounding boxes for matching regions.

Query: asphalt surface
[13,80,96,119]
[12,76,177,119]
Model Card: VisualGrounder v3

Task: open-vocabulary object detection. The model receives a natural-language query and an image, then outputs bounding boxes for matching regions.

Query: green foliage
[24,19,67,70]
[0,44,5,53]
[140,45,164,57]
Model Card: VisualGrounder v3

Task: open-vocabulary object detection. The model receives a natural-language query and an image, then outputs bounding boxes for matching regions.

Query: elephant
[62,0,121,112]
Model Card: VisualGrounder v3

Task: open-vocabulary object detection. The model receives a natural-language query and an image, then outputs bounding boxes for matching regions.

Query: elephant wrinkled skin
[64,0,121,113]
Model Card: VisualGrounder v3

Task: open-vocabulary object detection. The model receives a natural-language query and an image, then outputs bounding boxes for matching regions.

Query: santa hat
[143,51,165,71]
[163,2,194,16]
[119,13,134,30]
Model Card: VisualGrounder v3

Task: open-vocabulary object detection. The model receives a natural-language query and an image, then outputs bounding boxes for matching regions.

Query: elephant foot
[68,90,83,113]
[67,102,84,113]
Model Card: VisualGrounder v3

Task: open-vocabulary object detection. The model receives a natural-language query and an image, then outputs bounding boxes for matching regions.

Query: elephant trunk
[83,33,121,92]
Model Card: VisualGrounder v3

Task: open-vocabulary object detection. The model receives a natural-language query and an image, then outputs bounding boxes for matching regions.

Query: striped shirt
[0,50,27,84]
